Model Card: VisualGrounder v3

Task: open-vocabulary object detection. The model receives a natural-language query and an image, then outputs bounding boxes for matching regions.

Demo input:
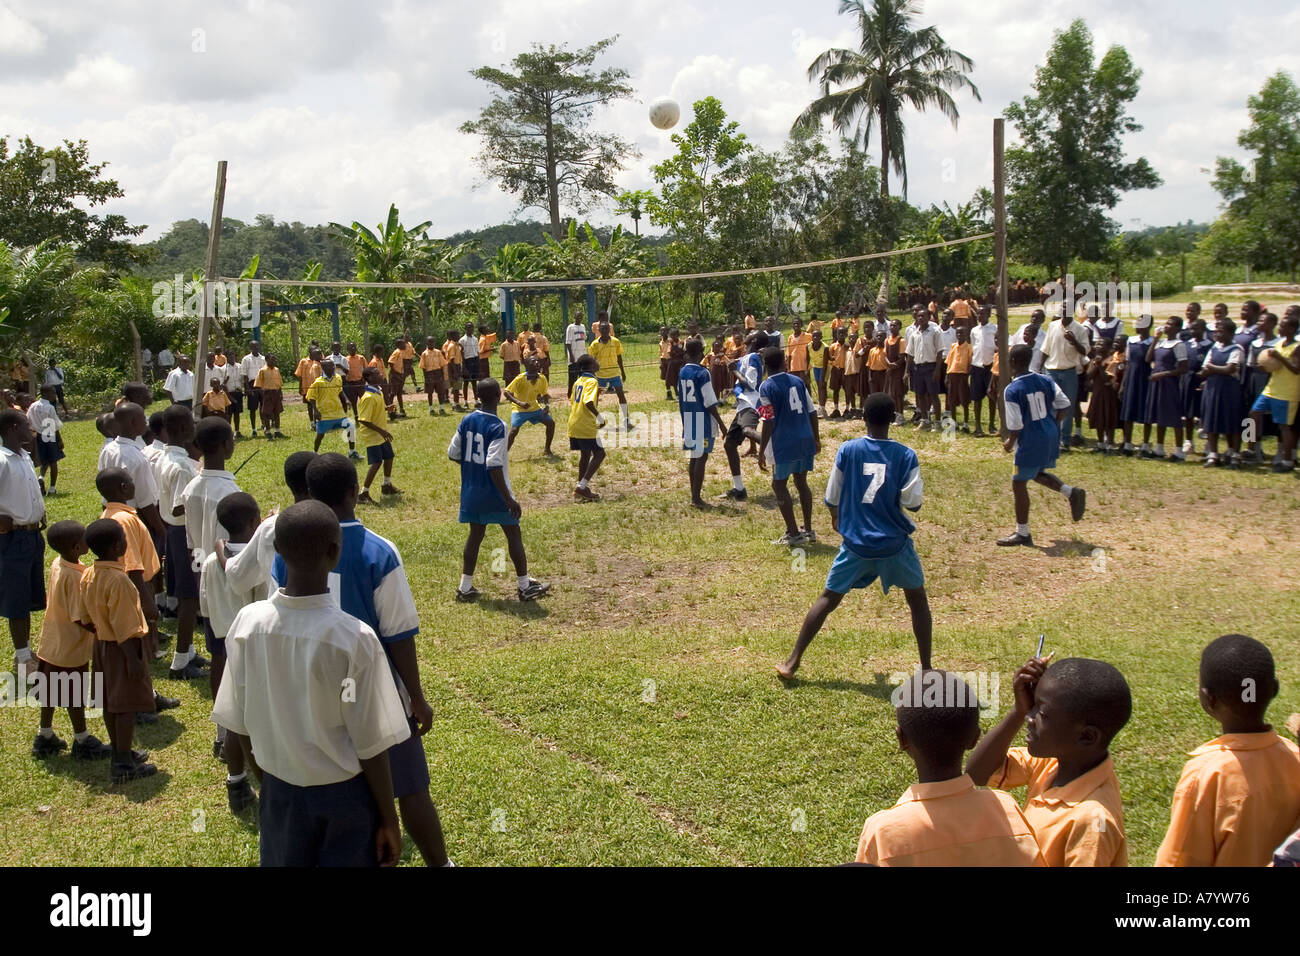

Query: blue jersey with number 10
[757,371,816,464]
[1003,372,1070,468]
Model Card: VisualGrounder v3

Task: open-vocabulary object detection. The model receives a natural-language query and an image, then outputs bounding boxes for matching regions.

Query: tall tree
[794,0,979,301]
[0,136,147,270]
[330,205,435,352]
[461,37,638,240]
[1005,19,1161,277]
[1205,71,1300,281]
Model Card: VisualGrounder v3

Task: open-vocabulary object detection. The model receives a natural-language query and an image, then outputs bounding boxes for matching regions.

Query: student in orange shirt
[743,311,757,332]
[368,345,391,409]
[478,325,498,380]
[786,319,812,391]
[344,341,366,415]
[856,671,1045,866]
[843,332,863,419]
[254,354,284,438]
[867,330,892,399]
[886,319,906,425]
[387,337,409,418]
[400,335,416,384]
[1156,634,1300,867]
[78,518,157,782]
[658,326,671,398]
[499,330,522,385]
[827,327,848,418]
[441,329,465,411]
[201,377,231,420]
[420,335,448,416]
[945,325,973,430]
[529,322,551,377]
[709,335,730,402]
[30,520,113,761]
[968,655,1131,867]
[295,347,322,404]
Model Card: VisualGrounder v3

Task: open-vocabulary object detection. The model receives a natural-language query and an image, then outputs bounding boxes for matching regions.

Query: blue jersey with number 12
[677,363,717,442]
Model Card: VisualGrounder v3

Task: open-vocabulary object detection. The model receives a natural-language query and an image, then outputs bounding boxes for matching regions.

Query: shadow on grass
[134,713,187,751]
[1038,538,1101,558]
[778,671,897,701]
[41,757,173,802]
[476,598,552,620]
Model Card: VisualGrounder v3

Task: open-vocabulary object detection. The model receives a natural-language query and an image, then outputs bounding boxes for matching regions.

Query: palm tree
[0,240,90,379]
[330,205,435,352]
[794,0,980,301]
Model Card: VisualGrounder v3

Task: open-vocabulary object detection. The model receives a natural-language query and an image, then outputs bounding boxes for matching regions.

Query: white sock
[578,478,589,489]
[74,731,89,743]
[459,574,473,592]
[1059,484,1073,497]
[227,772,246,784]
[442,859,455,867]
[517,575,531,590]
[732,475,745,491]
[382,477,392,487]
[1016,523,1030,536]
[15,647,32,663]
[619,402,629,422]
[171,649,193,670]
[1140,443,1150,451]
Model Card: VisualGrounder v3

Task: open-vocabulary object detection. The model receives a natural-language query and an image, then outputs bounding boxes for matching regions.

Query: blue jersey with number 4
[1003,372,1070,468]
[757,372,816,464]
[448,410,511,513]
[824,437,921,559]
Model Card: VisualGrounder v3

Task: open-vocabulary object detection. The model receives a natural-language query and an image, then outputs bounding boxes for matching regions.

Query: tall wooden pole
[195,161,227,397]
[993,119,1009,436]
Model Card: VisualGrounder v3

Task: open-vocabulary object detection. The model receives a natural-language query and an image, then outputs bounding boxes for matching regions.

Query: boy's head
[523,355,541,378]
[363,365,382,387]
[95,412,118,441]
[895,671,982,769]
[956,325,969,343]
[161,404,195,447]
[477,378,501,406]
[266,352,279,368]
[39,384,56,403]
[283,451,317,502]
[216,491,261,544]
[685,338,705,362]
[812,329,823,344]
[305,452,358,513]
[747,331,769,352]
[1199,634,1278,726]
[575,354,599,375]
[425,336,436,349]
[113,402,147,440]
[761,346,785,374]
[273,500,340,580]
[147,411,166,444]
[347,341,358,354]
[208,377,223,391]
[319,358,336,378]
[0,408,32,450]
[1027,658,1132,760]
[95,466,135,504]
[1009,343,1033,376]
[332,341,342,354]
[864,392,895,428]
[46,519,87,562]
[84,518,127,562]
[194,417,235,461]
[121,382,151,407]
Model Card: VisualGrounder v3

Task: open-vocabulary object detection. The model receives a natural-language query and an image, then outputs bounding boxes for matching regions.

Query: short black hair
[94,413,118,439]
[147,411,166,438]
[685,338,705,361]
[121,382,151,405]
[94,467,131,500]
[194,417,233,454]
[305,452,358,509]
[84,518,126,560]
[761,346,785,373]
[45,519,85,555]
[273,500,340,568]
[864,392,896,426]
[0,408,26,436]
[284,451,317,500]
[575,354,599,373]
[216,491,261,537]
[747,331,770,351]
[896,670,982,766]
[112,402,143,430]
[161,404,194,440]
[1042,658,1132,746]
[477,378,501,404]
[1200,634,1276,708]
[1009,343,1033,370]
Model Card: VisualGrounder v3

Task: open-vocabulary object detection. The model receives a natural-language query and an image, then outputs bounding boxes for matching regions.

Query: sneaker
[227,777,257,813]
[1182,440,1193,454]
[829,410,841,420]
[358,489,374,504]
[348,451,363,461]
[996,531,1034,547]
[1203,455,1219,468]
[518,579,552,601]
[800,529,818,544]
[168,660,208,680]
[381,483,402,495]
[718,488,748,502]
[111,760,157,784]
[894,413,904,426]
[71,734,112,760]
[31,732,68,758]
[154,693,181,712]
[917,420,932,432]
[771,532,802,546]
[454,586,480,603]
[1069,487,1087,522]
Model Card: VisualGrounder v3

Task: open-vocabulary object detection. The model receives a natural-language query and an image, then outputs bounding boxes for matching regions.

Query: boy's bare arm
[386,637,432,732]
[489,467,521,518]
[966,657,1048,785]
[358,753,402,867]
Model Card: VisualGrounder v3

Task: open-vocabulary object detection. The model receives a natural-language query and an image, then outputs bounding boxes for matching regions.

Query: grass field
[3,316,1299,867]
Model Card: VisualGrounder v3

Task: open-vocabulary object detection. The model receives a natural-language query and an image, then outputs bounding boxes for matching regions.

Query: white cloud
[0,3,44,55]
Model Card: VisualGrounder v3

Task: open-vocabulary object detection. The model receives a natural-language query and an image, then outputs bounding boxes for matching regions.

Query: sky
[1,0,1295,243]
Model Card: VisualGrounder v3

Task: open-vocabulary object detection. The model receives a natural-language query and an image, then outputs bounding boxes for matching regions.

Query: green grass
[4,335,1299,866]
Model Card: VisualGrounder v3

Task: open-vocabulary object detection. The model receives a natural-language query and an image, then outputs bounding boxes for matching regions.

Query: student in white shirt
[211,500,408,866]
[156,406,202,672]
[564,317,588,390]
[904,312,944,427]
[969,308,999,435]
[27,386,64,494]
[178,418,240,565]
[0,409,47,667]
[164,355,195,407]
[41,358,69,413]
[1015,311,1048,373]
[98,404,165,539]
[238,341,268,434]
[220,451,317,597]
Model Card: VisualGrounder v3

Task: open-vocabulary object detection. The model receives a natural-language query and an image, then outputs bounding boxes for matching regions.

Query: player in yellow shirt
[305,358,360,459]
[587,319,632,430]
[1247,311,1300,472]
[568,354,607,501]
[504,356,555,456]
[356,366,402,502]
[294,348,322,423]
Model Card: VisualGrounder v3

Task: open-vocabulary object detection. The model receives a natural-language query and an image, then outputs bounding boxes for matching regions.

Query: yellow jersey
[305,373,346,420]
[356,386,388,447]
[506,373,549,412]
[568,374,601,439]
[587,337,624,379]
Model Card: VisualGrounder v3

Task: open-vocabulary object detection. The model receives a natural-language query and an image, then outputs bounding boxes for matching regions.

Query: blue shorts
[387,720,431,799]
[459,509,519,527]
[812,367,824,383]
[1013,456,1057,482]
[511,408,550,428]
[315,416,352,435]
[596,376,623,389]
[204,619,224,659]
[35,439,64,466]
[1252,393,1299,426]
[365,441,394,465]
[259,772,381,867]
[683,434,715,458]
[825,540,925,595]
[165,523,199,600]
[773,455,815,481]
[0,528,45,619]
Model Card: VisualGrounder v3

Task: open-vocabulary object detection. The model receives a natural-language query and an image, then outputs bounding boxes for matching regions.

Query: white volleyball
[648,97,680,130]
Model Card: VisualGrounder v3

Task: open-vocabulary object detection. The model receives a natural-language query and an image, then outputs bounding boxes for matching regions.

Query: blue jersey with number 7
[824,437,922,559]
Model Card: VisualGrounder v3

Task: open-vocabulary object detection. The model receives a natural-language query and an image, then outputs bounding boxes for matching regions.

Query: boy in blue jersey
[449,378,551,603]
[270,453,452,867]
[719,331,770,502]
[777,393,932,680]
[677,339,728,508]
[757,347,820,545]
[997,345,1087,547]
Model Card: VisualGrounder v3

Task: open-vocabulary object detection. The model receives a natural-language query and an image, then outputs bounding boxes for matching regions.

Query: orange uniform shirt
[401,342,416,362]
[829,342,847,369]
[480,332,497,355]
[79,561,148,644]
[786,332,812,372]
[255,367,282,390]
[946,341,972,374]
[531,332,550,355]
[658,339,672,360]
[101,502,160,581]
[36,557,93,668]
[419,348,446,372]
[442,341,463,365]
[727,337,745,361]
[202,389,231,414]
[345,354,365,381]
[1155,731,1300,867]
[388,349,405,374]
[856,775,1046,867]
[744,315,757,331]
[868,346,891,372]
[294,359,320,392]
[498,340,521,363]
[987,748,1127,867]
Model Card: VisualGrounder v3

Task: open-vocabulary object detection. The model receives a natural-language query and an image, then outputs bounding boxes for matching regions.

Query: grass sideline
[2,329,1298,867]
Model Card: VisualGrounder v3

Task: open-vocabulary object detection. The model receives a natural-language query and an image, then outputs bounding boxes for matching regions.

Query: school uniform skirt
[1200,374,1242,435]
[1146,377,1184,428]
[1120,364,1152,424]
[1086,383,1119,432]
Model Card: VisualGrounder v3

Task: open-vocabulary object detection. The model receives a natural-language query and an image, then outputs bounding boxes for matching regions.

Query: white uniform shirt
[240,352,267,389]
[98,436,160,511]
[0,446,45,524]
[157,348,174,368]
[564,323,587,362]
[459,334,479,360]
[905,325,943,365]
[200,542,269,639]
[970,322,998,366]
[42,366,65,387]
[210,590,411,787]
[164,367,195,402]
[179,469,240,559]
[224,511,279,596]
[26,399,61,443]
[155,445,199,527]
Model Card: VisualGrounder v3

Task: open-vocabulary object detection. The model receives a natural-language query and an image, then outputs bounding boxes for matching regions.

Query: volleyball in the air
[1259,348,1283,373]
[648,97,680,130]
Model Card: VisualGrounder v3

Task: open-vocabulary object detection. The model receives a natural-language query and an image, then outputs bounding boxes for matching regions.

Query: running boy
[356,366,402,503]
[757,346,820,545]
[777,393,932,679]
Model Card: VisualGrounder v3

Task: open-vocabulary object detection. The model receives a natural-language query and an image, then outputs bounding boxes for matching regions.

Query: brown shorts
[260,389,284,418]
[93,639,155,714]
[660,358,669,381]
[33,658,92,709]
[830,367,844,390]
[947,371,970,405]
[447,363,462,384]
